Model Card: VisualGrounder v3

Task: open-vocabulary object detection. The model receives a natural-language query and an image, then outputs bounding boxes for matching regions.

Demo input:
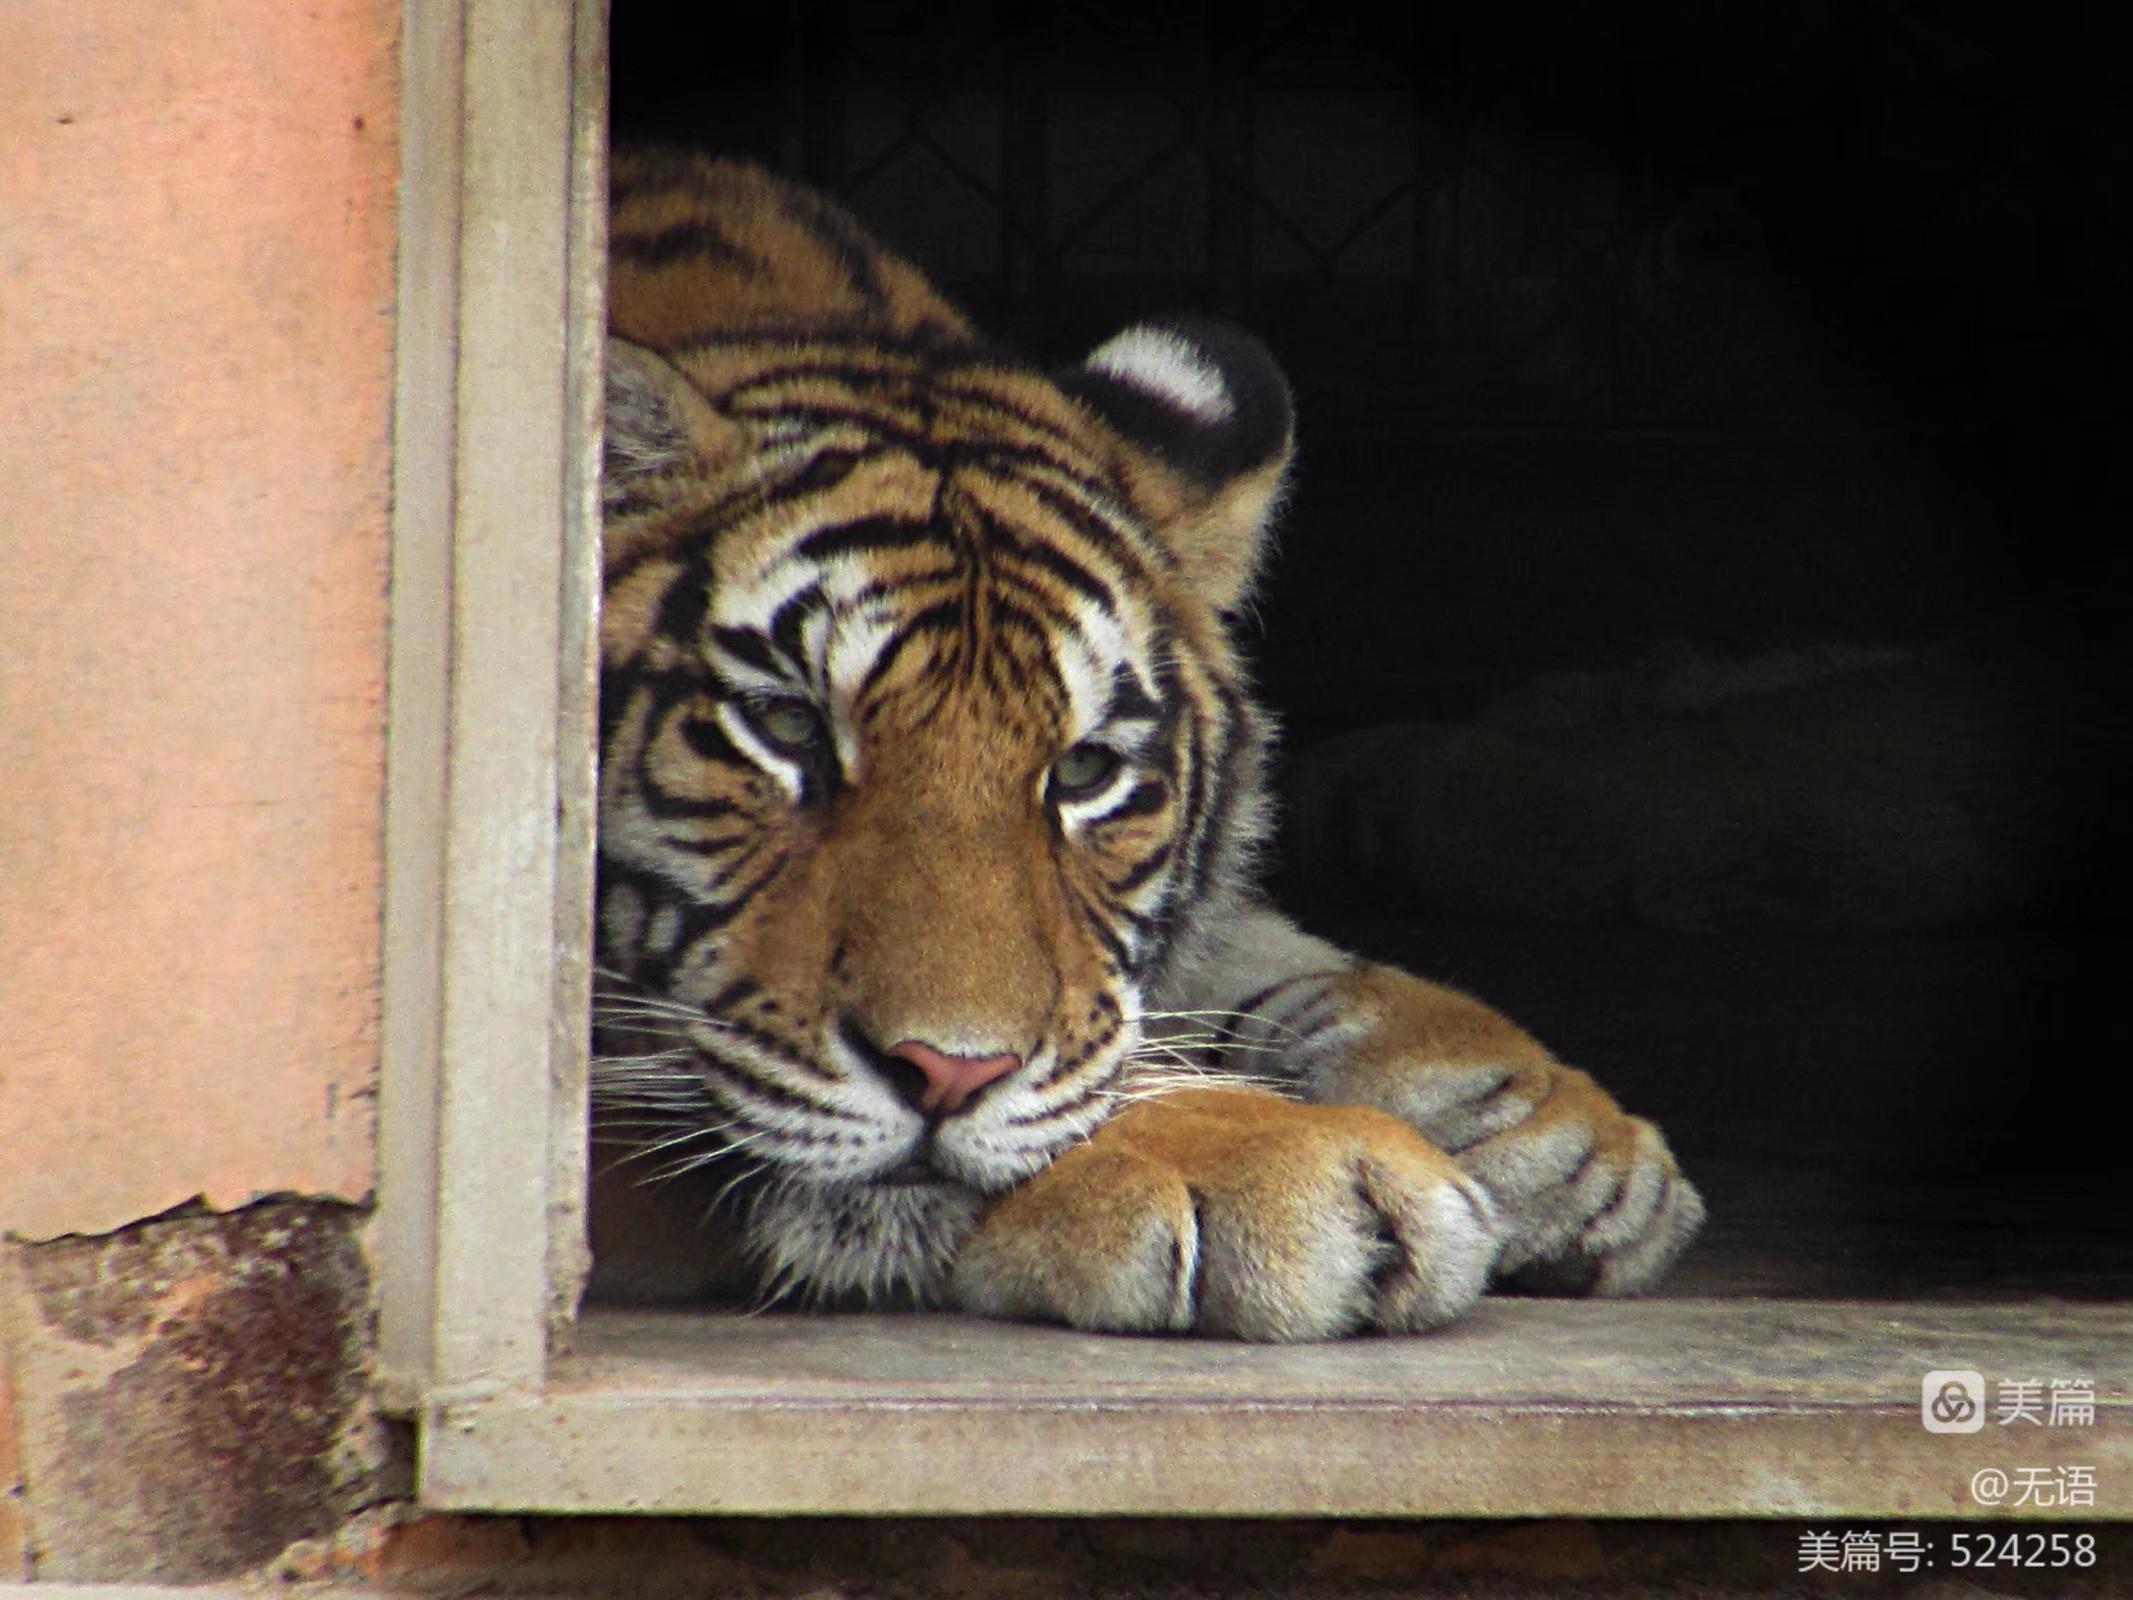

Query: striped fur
[591,153,1701,1333]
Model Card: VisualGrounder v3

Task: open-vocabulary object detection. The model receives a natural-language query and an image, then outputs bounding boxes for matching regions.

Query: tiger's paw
[951,1087,1499,1340]
[1309,968,1705,1297]
[1456,1070,1705,1296]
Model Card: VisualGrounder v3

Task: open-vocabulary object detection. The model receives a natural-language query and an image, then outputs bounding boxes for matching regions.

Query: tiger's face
[593,160,1293,1302]
[602,369,1212,1194]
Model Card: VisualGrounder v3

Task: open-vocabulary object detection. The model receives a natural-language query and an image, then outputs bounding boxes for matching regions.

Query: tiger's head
[595,243,1293,1303]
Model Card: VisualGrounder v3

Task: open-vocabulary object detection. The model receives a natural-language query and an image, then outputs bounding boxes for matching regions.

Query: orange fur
[957,1089,1498,1339]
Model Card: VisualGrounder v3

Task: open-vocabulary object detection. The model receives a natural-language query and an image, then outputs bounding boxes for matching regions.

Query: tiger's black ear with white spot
[1060,316,1295,613]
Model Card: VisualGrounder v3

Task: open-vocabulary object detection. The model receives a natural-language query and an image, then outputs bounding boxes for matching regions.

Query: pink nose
[887,1039,1021,1117]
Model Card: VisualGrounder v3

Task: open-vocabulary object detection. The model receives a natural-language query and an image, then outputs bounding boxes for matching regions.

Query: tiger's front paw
[1315,969,1705,1297]
[951,1088,1498,1340]
[1449,1064,1704,1296]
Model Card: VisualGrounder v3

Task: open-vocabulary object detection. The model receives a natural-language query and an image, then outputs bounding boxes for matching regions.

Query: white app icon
[1922,1369,1986,1433]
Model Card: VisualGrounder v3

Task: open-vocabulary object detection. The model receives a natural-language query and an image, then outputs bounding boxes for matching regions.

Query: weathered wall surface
[0,0,400,1578]
[0,0,397,1241]
[4,1202,399,1582]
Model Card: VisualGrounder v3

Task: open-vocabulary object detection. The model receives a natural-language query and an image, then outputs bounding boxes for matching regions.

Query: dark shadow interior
[610,0,2132,1298]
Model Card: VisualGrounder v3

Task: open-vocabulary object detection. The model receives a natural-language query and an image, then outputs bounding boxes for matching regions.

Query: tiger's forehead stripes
[665,343,1115,485]
[687,382,1124,534]
[702,453,1166,737]
[700,345,1102,443]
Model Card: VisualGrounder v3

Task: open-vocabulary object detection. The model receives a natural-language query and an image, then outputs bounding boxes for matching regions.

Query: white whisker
[1131,1006,1302,1043]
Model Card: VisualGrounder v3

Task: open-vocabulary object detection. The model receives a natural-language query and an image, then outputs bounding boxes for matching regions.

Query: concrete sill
[414,1301,2130,1518]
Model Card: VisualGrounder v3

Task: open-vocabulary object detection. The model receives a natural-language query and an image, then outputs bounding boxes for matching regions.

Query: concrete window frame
[370,0,2128,1518]
[374,0,604,1424]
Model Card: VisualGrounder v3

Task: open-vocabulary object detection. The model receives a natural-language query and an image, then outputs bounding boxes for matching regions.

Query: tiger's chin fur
[590,151,1703,1333]
[747,1178,987,1309]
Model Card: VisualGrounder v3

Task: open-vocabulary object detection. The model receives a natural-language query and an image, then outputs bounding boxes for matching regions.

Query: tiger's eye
[1051,742,1122,800]
[750,698,826,754]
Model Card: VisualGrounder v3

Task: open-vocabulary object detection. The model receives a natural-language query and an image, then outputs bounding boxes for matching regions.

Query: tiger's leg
[1162,907,1704,1294]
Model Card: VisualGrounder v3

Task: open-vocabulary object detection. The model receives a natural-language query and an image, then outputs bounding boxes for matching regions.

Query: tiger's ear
[1060,316,1294,612]
[603,336,746,512]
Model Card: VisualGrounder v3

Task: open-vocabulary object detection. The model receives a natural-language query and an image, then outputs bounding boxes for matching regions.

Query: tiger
[589,148,1704,1340]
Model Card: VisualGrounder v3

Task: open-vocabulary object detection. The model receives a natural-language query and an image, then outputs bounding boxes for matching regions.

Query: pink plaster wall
[0,0,399,1239]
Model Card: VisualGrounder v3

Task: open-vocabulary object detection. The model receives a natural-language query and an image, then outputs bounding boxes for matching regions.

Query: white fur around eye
[717,702,813,797]
[1049,752,1137,828]
[1085,328,1236,424]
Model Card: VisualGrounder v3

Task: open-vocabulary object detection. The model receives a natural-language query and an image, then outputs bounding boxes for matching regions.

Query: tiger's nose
[882,1039,1021,1118]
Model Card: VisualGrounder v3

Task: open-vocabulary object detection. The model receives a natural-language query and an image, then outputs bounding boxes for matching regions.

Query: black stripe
[669,315,989,362]
[854,598,961,704]
[1068,885,1134,971]
[611,216,759,272]
[654,566,710,643]
[1108,841,1175,897]
[932,378,1090,453]
[695,1046,846,1112]
[765,585,823,672]
[610,889,746,991]
[983,562,1084,636]
[1561,1139,1603,1194]
[980,593,1060,648]
[634,761,749,822]
[794,514,940,564]
[1106,666,1163,723]
[778,186,889,311]
[1014,472,1138,564]
[990,520,1118,612]
[994,446,1114,505]
[722,351,905,396]
[784,445,867,496]
[1191,677,1257,907]
[661,829,747,859]
[1442,1074,1538,1156]
[1164,654,1214,904]
[843,569,963,612]
[1099,779,1170,824]
[1232,973,1320,1025]
[709,625,787,676]
[1012,1006,1123,1099]
[679,712,742,763]
[700,976,761,1016]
